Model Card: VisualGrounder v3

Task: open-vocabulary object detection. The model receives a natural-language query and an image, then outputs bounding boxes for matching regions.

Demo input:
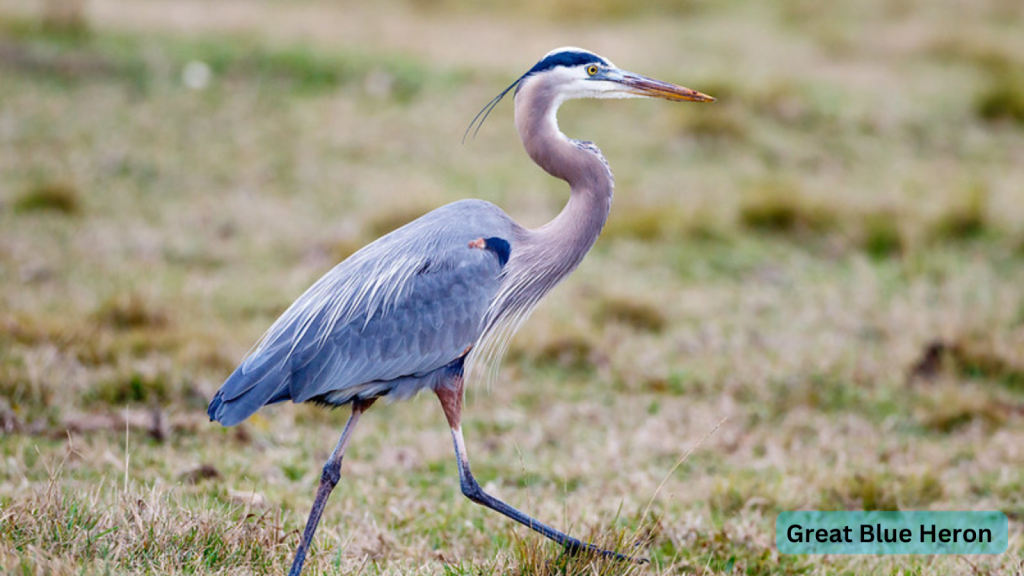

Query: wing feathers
[208,200,517,425]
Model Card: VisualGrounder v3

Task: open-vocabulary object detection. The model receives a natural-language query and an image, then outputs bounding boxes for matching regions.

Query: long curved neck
[468,76,617,384]
[514,77,614,276]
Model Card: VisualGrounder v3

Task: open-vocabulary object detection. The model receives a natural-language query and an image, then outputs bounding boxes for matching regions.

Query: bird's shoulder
[405,199,517,236]
[346,199,517,274]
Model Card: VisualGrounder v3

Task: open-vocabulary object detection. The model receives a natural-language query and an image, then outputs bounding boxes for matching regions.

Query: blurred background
[0,0,1022,573]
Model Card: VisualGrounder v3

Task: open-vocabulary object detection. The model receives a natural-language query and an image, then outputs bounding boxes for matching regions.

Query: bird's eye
[586,65,599,76]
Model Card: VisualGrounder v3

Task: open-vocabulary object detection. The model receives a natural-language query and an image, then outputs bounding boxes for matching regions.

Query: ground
[1,0,1023,574]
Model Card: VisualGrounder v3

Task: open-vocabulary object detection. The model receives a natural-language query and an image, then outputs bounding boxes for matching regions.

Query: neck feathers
[514,75,614,262]
[465,73,616,389]
[478,73,614,349]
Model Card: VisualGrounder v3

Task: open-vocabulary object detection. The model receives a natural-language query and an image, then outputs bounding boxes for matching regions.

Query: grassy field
[2,0,1023,573]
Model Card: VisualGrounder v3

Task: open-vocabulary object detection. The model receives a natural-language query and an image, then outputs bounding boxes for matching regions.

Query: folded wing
[208,200,514,426]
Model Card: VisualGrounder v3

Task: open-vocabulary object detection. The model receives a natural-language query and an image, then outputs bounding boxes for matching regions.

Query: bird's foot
[562,539,649,564]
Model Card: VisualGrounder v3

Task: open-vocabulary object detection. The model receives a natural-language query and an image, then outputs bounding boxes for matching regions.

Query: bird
[207,46,713,575]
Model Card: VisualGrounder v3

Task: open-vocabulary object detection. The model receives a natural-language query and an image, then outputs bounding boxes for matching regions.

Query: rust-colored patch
[435,376,464,429]
[354,397,377,414]
[468,237,486,250]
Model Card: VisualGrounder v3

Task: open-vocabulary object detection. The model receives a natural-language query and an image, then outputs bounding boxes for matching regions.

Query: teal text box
[777,511,1008,554]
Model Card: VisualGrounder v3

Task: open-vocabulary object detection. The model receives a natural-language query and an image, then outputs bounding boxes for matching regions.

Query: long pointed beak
[618,71,715,102]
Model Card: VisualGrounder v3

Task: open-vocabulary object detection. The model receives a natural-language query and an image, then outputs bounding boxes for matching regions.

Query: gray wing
[208,200,516,426]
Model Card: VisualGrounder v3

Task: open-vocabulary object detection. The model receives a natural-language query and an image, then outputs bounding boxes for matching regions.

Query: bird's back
[208,200,520,426]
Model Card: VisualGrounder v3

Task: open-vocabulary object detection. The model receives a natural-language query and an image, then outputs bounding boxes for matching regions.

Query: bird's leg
[288,398,375,576]
[434,380,642,563]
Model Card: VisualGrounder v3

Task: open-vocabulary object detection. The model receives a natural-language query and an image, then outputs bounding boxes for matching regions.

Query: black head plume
[463,48,609,143]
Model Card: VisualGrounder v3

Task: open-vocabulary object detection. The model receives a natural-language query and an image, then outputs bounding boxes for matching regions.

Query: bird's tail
[207,346,292,426]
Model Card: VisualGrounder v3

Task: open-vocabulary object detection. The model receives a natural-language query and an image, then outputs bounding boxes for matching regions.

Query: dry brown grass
[1,458,292,574]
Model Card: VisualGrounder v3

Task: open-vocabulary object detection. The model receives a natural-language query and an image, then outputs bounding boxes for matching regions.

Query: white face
[548,64,650,101]
[466,48,710,142]
[532,49,714,104]
[520,47,623,101]
[531,48,636,101]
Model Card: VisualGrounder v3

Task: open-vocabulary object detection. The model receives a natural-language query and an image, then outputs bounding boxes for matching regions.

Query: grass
[975,67,1024,125]
[858,208,905,259]
[738,177,838,235]
[930,183,990,242]
[594,296,667,333]
[13,181,83,215]
[1,0,1023,574]
[92,293,171,331]
[0,13,438,98]
[1,473,291,573]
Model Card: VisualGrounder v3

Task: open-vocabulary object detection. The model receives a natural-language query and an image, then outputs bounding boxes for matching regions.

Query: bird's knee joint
[321,462,342,488]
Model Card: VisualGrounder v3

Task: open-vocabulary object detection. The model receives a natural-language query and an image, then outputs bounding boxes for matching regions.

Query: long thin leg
[288,399,374,576]
[435,382,642,563]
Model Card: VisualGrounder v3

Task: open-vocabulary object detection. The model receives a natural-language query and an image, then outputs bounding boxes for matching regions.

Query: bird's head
[465,47,714,140]
[519,47,715,103]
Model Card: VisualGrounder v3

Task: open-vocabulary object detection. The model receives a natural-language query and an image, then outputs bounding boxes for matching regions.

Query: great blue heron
[208,47,713,575]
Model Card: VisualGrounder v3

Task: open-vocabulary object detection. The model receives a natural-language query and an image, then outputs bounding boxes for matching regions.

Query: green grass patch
[910,337,1024,394]
[664,524,809,575]
[950,341,1024,393]
[85,372,171,406]
[593,296,667,333]
[508,522,651,576]
[930,183,990,242]
[747,374,903,425]
[670,99,748,141]
[709,472,778,518]
[13,182,83,215]
[509,331,600,374]
[975,70,1024,124]
[738,178,837,235]
[819,471,945,512]
[92,293,170,331]
[0,482,290,573]
[857,209,905,259]
[0,14,437,98]
[602,206,678,242]
[602,205,727,243]
[669,234,782,282]
[639,370,710,397]
[0,351,54,423]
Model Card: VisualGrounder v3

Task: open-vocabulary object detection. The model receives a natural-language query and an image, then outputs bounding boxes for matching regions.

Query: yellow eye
[587,65,599,76]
